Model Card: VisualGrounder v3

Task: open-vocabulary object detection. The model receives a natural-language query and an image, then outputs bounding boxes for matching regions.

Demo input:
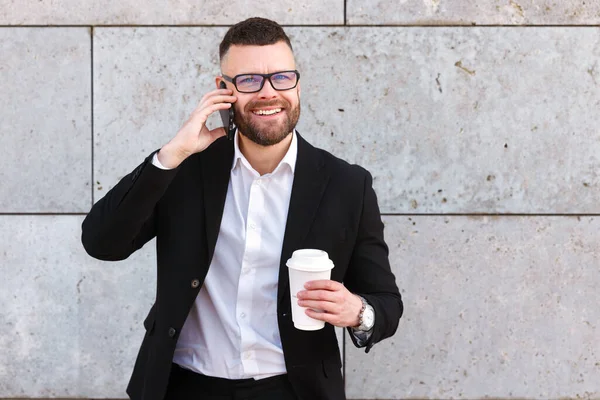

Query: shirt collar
[232,129,298,175]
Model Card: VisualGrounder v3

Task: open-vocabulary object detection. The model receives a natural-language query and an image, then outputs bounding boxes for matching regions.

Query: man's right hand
[157,88,237,169]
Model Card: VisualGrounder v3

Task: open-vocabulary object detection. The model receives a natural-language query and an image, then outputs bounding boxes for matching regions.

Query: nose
[257,78,278,99]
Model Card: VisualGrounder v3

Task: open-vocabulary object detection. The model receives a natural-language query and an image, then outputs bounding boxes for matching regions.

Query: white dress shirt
[158,131,295,379]
[151,130,371,380]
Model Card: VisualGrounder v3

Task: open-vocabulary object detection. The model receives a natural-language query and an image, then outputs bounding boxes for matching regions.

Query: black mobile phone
[219,81,236,141]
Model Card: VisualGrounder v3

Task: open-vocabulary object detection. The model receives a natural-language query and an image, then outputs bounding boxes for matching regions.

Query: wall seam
[1,24,597,28]
[0,213,89,216]
[90,26,95,208]
[343,329,347,387]
[344,0,347,25]
[381,213,599,217]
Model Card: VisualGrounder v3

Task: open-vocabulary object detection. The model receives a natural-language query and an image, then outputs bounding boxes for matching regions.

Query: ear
[215,76,223,89]
[297,80,301,100]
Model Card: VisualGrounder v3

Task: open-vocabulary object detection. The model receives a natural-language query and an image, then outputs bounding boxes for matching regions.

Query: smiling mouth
[252,108,283,116]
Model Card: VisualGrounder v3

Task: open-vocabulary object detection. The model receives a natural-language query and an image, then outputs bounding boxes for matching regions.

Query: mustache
[245,99,290,110]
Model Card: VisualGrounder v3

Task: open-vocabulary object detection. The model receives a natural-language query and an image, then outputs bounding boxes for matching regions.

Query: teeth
[253,108,282,115]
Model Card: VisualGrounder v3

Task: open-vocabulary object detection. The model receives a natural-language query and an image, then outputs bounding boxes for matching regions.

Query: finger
[305,309,339,325]
[184,103,231,131]
[296,289,337,302]
[200,88,234,102]
[191,102,232,121]
[210,87,234,96]
[196,90,235,111]
[304,280,342,291]
[298,300,339,314]
[195,95,237,114]
[204,94,237,106]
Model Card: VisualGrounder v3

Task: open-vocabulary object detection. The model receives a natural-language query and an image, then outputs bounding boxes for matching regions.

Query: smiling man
[82,18,402,400]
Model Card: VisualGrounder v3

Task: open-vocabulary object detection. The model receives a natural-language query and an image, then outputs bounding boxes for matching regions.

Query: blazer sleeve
[344,168,403,353]
[81,150,179,261]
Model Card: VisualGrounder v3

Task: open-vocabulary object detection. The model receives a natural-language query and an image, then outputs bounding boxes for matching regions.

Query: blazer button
[191,279,200,289]
[168,327,177,338]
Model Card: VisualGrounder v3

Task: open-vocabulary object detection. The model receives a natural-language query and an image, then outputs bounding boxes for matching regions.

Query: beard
[235,97,301,147]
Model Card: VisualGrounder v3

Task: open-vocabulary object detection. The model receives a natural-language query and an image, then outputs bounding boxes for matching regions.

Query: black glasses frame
[222,70,300,93]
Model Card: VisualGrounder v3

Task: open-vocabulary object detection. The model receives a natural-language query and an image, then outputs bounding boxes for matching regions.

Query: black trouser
[164,363,298,400]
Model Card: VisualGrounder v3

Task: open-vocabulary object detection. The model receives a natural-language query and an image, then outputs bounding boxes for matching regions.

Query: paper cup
[286,249,335,330]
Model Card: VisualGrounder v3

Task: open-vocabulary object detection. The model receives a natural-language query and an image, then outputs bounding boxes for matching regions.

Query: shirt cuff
[152,152,173,170]
[350,327,373,346]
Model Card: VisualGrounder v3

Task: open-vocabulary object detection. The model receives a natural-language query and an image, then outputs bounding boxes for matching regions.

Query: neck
[238,132,294,176]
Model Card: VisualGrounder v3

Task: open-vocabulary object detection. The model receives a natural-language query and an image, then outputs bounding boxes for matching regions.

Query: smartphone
[219,81,236,141]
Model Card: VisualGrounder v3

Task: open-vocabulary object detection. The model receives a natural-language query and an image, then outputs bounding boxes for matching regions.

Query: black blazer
[82,133,403,400]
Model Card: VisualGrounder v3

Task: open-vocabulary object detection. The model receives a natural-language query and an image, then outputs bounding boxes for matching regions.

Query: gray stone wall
[1,1,599,399]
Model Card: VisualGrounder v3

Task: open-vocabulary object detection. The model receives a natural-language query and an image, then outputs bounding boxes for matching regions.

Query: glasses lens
[270,71,298,90]
[235,75,264,92]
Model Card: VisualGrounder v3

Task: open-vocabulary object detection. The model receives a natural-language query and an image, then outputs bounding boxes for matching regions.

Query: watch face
[364,308,375,328]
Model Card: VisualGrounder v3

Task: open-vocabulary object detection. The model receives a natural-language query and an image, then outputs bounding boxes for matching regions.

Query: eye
[238,75,261,85]
[272,73,292,82]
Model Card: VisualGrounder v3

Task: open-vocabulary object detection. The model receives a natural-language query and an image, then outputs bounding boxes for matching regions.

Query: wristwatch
[355,295,375,332]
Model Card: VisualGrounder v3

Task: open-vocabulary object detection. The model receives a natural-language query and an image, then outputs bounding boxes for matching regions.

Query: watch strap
[355,295,372,331]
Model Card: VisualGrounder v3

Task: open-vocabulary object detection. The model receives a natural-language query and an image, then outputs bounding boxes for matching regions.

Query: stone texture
[0,1,343,25]
[94,27,600,213]
[77,237,156,397]
[347,0,600,25]
[0,216,80,396]
[338,327,345,378]
[0,28,91,212]
[289,27,600,213]
[0,216,155,397]
[346,215,600,399]
[93,28,225,201]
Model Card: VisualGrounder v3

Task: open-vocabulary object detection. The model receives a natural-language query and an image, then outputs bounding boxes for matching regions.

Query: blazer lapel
[201,137,234,265]
[277,134,330,304]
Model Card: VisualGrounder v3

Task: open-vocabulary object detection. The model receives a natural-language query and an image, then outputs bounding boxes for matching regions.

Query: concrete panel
[347,0,600,25]
[0,1,343,25]
[0,28,91,212]
[346,215,600,399]
[93,28,225,200]
[289,27,600,213]
[77,239,156,397]
[338,327,345,378]
[0,216,155,397]
[94,27,600,213]
[0,217,80,396]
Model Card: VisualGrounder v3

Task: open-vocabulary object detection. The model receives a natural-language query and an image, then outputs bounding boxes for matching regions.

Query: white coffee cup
[286,249,335,331]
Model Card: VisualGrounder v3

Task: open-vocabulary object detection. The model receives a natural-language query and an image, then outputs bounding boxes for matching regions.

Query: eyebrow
[231,68,297,75]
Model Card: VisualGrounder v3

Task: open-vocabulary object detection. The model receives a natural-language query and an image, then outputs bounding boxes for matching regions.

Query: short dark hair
[219,17,293,61]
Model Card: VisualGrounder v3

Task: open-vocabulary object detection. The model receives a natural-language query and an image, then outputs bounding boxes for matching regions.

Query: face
[219,42,301,147]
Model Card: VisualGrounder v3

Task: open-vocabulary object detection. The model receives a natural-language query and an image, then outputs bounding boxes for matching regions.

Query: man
[82,17,402,400]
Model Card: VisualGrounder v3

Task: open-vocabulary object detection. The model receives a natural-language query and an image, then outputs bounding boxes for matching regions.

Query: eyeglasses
[222,70,300,93]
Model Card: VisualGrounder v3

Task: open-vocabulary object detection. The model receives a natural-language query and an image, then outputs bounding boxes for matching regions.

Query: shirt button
[191,279,200,288]
[249,223,256,230]
[168,327,177,338]
[242,268,249,274]
[240,312,246,319]
[244,352,251,360]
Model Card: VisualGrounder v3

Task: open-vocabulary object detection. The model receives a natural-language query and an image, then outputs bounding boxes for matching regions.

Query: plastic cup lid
[286,249,334,272]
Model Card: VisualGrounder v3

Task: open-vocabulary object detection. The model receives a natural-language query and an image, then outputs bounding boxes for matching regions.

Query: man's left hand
[296,280,363,328]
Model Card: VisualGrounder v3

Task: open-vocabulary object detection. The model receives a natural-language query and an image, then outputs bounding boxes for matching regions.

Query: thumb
[208,126,227,141]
